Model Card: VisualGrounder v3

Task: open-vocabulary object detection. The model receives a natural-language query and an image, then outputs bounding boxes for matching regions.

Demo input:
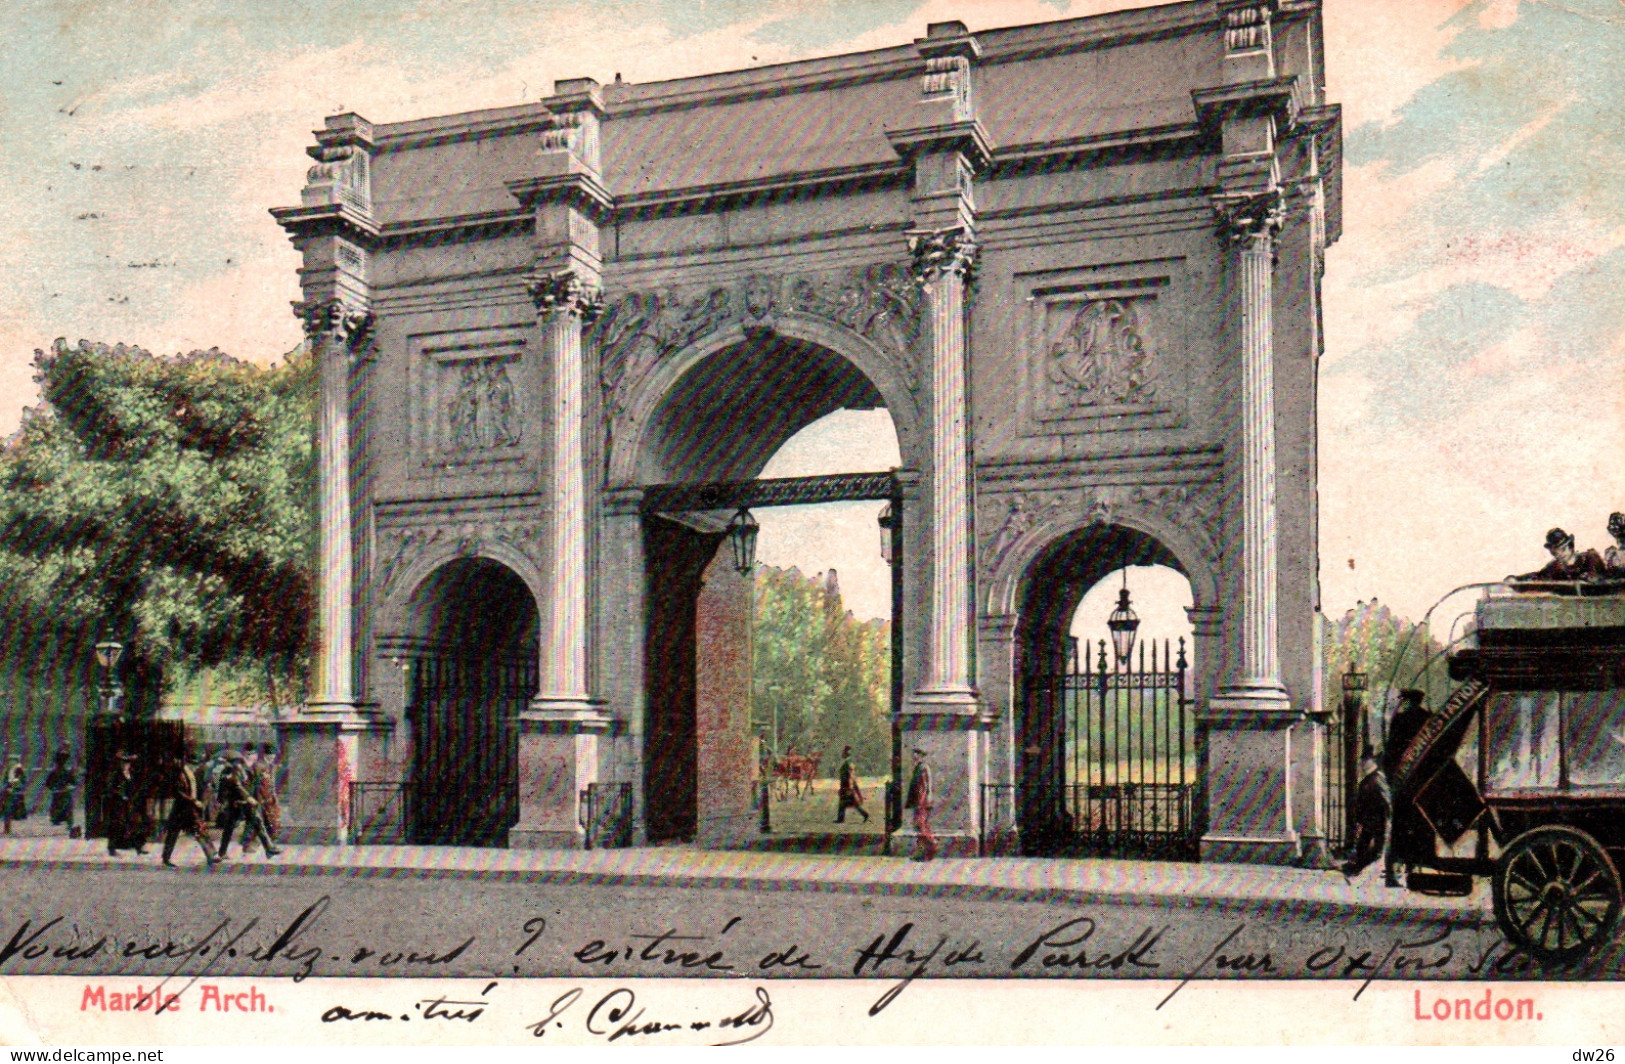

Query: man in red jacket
[904,748,936,861]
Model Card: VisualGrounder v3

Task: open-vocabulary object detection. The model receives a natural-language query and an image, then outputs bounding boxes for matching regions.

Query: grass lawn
[764,775,889,836]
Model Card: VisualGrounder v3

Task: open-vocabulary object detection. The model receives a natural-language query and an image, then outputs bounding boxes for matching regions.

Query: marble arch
[274,0,1341,863]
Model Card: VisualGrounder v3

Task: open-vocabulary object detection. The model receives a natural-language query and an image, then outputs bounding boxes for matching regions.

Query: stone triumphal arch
[273,0,1340,863]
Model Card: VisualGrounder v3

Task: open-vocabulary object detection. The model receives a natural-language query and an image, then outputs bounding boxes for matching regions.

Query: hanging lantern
[727,507,760,575]
[1106,586,1140,664]
[877,501,895,566]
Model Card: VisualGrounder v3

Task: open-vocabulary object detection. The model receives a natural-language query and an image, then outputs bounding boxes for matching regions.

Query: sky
[0,0,1621,630]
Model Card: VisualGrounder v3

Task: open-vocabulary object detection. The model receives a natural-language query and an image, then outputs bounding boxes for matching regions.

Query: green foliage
[1321,599,1453,716]
[752,566,891,776]
[0,339,317,717]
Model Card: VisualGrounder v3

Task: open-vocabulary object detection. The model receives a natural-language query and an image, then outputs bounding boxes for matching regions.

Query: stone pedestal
[276,716,391,845]
[510,710,609,849]
[1199,714,1304,865]
[894,720,986,858]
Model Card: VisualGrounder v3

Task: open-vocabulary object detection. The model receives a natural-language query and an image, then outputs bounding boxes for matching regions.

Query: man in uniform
[1382,689,1434,888]
[161,747,218,868]
[904,748,936,861]
[214,750,280,860]
[834,745,870,824]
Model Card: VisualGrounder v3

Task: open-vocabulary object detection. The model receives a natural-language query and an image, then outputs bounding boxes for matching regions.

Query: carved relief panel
[592,262,922,427]
[1020,261,1189,435]
[407,325,533,479]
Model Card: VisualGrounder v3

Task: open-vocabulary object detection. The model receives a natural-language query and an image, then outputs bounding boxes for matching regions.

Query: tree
[0,339,317,717]
[752,565,892,775]
[1322,598,1453,722]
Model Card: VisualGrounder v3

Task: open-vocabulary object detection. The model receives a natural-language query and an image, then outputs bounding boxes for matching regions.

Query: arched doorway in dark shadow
[638,330,899,847]
[404,557,537,846]
[1017,524,1200,860]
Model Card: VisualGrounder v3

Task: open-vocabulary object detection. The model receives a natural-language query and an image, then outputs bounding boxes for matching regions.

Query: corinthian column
[301,297,372,712]
[908,227,979,710]
[1211,191,1291,714]
[527,268,604,715]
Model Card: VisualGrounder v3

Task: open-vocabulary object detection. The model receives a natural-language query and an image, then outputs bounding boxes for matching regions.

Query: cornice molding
[269,202,381,245]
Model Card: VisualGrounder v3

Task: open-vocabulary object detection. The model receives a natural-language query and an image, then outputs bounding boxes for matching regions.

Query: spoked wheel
[1493,826,1622,964]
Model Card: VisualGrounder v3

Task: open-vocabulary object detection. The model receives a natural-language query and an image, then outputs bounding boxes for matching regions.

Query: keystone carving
[592,263,923,424]
[977,482,1223,584]
[374,521,545,600]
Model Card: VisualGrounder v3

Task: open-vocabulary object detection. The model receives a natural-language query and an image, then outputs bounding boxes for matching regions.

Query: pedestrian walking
[834,745,870,824]
[2,756,25,834]
[904,747,936,861]
[105,751,149,856]
[44,747,76,835]
[161,747,218,868]
[256,743,281,842]
[237,744,262,854]
[1339,754,1391,879]
[214,750,280,860]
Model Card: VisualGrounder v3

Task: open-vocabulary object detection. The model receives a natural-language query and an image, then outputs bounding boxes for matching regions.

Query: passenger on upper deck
[1605,513,1625,574]
[1509,527,1608,583]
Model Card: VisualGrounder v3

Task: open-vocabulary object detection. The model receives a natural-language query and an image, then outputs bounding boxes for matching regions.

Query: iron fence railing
[582,781,633,850]
[349,782,409,845]
[1014,637,1199,860]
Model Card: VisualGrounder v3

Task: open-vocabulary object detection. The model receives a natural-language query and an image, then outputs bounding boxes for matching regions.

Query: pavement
[0,822,1493,924]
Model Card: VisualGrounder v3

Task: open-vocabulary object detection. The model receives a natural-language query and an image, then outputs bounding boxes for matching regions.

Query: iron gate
[409,656,531,847]
[1014,637,1198,860]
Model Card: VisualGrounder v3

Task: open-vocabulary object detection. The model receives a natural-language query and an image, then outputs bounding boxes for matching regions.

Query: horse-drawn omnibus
[1388,580,1625,963]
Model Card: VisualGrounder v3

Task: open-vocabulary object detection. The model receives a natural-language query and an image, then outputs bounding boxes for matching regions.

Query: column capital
[1213,189,1285,245]
[907,227,979,285]
[294,297,374,349]
[525,267,604,322]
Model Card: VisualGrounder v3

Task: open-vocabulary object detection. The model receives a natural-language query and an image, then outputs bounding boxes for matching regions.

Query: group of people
[2,748,82,835]
[103,742,282,867]
[1510,514,1625,583]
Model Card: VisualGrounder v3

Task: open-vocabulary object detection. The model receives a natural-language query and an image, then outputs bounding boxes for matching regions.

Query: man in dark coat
[214,750,280,860]
[44,748,75,833]
[161,748,218,868]
[1340,755,1391,878]
[834,746,870,824]
[1382,689,1434,888]
[1512,527,1608,582]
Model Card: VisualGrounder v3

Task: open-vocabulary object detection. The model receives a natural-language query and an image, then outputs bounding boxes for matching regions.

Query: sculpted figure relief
[448,358,521,453]
[1047,299,1159,408]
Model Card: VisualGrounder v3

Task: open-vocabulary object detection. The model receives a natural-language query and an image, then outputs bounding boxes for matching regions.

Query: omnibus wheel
[1493,825,1622,965]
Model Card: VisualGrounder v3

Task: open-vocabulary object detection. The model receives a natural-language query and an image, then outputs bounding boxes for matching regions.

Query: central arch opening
[636,330,905,849]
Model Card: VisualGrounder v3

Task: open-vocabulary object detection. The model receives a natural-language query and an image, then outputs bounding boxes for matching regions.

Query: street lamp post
[94,640,124,718]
